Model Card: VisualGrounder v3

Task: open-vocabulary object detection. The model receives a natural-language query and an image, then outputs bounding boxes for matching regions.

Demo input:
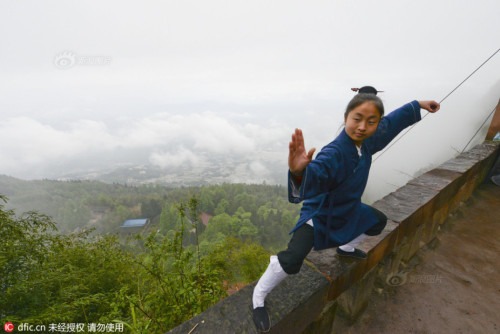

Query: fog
[1,0,499,201]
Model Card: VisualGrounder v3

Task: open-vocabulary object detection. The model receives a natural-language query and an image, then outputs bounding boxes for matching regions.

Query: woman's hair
[345,86,384,119]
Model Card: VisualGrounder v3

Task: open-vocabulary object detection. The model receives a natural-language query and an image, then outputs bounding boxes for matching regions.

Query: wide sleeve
[288,145,346,203]
[364,100,422,154]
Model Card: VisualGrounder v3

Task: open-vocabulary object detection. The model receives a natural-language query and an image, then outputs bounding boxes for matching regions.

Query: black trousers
[277,205,387,274]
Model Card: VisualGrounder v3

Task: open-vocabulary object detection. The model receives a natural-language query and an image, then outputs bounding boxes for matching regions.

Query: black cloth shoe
[336,248,367,259]
[252,306,270,332]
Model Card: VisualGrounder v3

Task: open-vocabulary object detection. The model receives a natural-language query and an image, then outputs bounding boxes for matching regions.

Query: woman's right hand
[289,128,316,175]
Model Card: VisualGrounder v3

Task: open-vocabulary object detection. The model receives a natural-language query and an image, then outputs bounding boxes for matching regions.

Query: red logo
[4,322,14,332]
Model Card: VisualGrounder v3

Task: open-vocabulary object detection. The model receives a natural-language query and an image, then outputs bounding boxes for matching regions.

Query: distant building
[120,218,150,233]
[184,212,213,234]
[200,212,213,226]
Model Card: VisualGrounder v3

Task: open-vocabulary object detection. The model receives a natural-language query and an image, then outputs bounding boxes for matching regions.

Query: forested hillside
[0,175,300,251]
[1,175,302,332]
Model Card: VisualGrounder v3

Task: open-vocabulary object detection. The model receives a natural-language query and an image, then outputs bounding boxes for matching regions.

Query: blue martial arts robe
[288,100,422,251]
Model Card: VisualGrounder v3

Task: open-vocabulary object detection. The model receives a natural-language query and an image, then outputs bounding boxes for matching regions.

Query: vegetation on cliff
[0,177,300,332]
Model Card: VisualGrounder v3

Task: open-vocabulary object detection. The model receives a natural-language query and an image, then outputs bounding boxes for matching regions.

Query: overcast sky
[0,0,499,200]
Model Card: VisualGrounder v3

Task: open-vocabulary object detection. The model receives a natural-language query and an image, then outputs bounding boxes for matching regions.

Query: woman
[252,86,440,332]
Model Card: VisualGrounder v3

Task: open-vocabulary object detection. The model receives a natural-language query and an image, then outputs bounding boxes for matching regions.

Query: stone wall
[168,141,499,334]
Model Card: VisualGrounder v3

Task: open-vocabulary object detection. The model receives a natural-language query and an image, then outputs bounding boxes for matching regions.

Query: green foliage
[159,202,178,231]
[1,194,271,332]
[205,237,269,284]
[1,177,303,330]
[0,195,57,303]
[58,199,92,231]
[125,232,227,331]
[0,195,134,324]
[0,176,172,234]
[0,176,301,252]
[214,198,229,215]
[140,198,162,218]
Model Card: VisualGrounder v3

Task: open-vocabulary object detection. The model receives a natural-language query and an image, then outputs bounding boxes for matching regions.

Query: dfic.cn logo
[4,322,14,332]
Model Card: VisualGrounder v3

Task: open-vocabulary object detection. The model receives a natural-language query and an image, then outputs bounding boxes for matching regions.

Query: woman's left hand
[419,100,440,113]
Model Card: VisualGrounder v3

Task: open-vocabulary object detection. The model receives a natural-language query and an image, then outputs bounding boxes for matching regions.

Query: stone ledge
[305,220,399,301]
[167,264,329,334]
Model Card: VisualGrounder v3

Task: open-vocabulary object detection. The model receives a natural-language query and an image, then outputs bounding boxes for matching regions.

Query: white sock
[252,255,288,309]
[338,233,368,252]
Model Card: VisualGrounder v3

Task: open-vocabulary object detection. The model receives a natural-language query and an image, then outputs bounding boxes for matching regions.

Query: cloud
[117,112,261,153]
[185,112,256,153]
[0,112,289,178]
[149,147,200,168]
[1,0,499,188]
[0,117,116,166]
[249,161,269,175]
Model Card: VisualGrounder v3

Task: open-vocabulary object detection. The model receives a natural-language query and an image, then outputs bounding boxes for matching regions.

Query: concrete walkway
[332,181,500,334]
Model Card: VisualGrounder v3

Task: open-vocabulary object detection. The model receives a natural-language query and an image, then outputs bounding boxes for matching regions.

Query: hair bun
[351,86,382,95]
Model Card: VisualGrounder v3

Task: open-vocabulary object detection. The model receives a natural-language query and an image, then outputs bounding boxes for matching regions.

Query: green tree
[199,187,215,214]
[231,192,257,214]
[0,194,232,332]
[0,195,134,324]
[204,237,268,284]
[238,220,259,242]
[58,199,92,232]
[140,198,162,218]
[202,213,234,240]
[281,210,296,231]
[214,199,229,215]
[122,199,228,332]
[159,203,180,234]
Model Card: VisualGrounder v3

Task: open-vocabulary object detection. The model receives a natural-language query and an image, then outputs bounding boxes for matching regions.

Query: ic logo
[4,322,14,332]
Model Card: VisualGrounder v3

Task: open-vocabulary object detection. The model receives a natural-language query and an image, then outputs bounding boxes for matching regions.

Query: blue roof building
[120,218,150,232]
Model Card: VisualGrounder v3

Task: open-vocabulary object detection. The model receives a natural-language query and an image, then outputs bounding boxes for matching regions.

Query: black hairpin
[351,86,384,95]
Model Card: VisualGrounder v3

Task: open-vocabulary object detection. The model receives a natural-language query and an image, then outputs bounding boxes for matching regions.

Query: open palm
[288,128,316,175]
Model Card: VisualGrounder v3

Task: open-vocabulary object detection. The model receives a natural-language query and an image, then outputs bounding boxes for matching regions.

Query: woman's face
[344,102,381,146]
